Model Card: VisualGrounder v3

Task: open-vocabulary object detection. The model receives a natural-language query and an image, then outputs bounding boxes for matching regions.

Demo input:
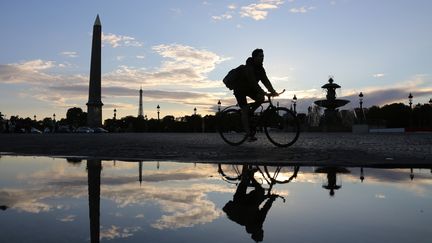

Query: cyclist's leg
[248,87,265,112]
[234,90,251,137]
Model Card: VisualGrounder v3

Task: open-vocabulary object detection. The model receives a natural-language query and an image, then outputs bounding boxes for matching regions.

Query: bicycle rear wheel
[264,107,300,147]
[217,108,247,146]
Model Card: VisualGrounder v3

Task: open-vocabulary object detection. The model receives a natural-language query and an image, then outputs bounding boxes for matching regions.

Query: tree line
[1,102,431,133]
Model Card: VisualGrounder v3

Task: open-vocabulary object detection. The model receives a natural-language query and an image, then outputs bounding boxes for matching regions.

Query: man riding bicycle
[224,49,278,141]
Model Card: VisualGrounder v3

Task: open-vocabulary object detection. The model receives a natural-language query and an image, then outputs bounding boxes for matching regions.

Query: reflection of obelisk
[87,15,103,128]
[87,159,102,243]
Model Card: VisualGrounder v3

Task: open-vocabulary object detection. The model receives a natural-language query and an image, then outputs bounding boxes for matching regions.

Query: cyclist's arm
[260,69,276,94]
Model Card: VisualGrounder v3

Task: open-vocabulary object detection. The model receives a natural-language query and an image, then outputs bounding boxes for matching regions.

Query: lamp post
[34,115,36,122]
[217,100,221,112]
[429,98,432,106]
[194,107,197,115]
[292,95,297,114]
[408,93,413,109]
[113,109,117,120]
[52,113,56,133]
[359,92,364,110]
[157,105,160,121]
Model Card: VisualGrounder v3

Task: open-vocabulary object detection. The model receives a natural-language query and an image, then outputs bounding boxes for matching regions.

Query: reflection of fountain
[315,167,350,197]
[314,78,350,129]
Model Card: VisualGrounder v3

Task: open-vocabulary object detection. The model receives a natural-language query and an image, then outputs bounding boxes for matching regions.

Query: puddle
[0,156,431,242]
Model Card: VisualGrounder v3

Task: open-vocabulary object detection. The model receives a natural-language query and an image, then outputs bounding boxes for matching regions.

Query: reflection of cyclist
[223,166,277,242]
[229,49,277,141]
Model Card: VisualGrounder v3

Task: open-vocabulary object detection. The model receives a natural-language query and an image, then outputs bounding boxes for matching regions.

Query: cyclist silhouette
[228,49,277,141]
[222,165,277,242]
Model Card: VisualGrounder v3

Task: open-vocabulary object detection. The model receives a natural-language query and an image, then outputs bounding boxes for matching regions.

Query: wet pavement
[0,132,431,166]
[0,156,431,243]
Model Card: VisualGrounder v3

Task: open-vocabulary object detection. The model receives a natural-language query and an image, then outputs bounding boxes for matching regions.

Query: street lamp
[194,107,197,115]
[157,105,160,121]
[52,113,56,133]
[292,95,297,114]
[408,93,413,109]
[34,115,36,121]
[429,98,432,106]
[113,109,117,120]
[359,92,364,109]
[217,100,221,112]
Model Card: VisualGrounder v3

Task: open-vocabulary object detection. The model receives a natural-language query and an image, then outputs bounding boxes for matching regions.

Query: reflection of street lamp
[408,93,413,109]
[113,109,117,120]
[359,92,364,109]
[194,107,197,115]
[292,95,297,114]
[217,100,221,112]
[157,105,160,121]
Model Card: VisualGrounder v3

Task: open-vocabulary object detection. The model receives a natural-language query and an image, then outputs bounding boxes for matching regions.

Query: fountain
[314,77,350,129]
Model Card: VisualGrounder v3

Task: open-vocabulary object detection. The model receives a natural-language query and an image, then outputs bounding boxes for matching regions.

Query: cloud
[0,43,228,111]
[212,13,233,20]
[373,73,386,78]
[60,51,78,58]
[102,33,143,48]
[0,60,60,84]
[289,6,316,14]
[240,0,284,20]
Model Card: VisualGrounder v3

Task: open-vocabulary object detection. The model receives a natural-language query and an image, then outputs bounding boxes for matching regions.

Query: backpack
[223,65,245,90]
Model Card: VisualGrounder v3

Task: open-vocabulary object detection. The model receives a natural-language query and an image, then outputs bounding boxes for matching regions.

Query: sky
[0,0,431,120]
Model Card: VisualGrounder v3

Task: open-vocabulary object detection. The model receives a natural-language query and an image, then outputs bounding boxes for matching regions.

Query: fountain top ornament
[314,77,349,110]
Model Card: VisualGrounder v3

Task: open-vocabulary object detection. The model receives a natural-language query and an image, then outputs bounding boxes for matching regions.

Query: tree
[66,107,87,127]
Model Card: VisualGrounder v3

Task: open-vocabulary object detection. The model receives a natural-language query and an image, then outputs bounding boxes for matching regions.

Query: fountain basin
[314,99,350,110]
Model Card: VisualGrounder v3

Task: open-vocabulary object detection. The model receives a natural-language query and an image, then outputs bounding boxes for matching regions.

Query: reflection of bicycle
[216,90,300,147]
[218,163,300,199]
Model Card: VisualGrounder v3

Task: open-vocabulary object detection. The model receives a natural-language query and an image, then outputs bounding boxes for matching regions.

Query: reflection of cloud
[58,214,76,222]
[100,225,141,240]
[152,196,222,229]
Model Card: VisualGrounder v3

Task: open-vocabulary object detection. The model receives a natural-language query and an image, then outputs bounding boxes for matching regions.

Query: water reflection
[315,167,350,197]
[87,159,101,243]
[221,165,298,242]
[0,156,432,243]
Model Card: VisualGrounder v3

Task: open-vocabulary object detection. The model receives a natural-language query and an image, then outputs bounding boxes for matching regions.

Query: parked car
[57,125,71,133]
[30,127,42,134]
[75,127,94,133]
[93,127,108,133]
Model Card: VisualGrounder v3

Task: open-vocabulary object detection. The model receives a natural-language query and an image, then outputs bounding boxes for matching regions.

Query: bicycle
[217,163,300,200]
[216,89,300,147]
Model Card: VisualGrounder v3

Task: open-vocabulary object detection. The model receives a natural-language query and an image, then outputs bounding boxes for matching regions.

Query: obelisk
[87,15,103,128]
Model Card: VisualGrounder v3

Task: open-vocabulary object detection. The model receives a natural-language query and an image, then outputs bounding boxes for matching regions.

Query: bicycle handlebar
[265,89,286,97]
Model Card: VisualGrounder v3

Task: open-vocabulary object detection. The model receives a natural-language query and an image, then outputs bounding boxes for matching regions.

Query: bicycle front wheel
[264,107,300,147]
[217,108,247,146]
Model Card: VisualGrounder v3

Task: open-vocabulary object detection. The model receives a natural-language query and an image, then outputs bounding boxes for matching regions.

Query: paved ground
[0,132,431,167]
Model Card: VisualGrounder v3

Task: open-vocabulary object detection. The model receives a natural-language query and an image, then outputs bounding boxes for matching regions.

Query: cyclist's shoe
[247,134,258,142]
